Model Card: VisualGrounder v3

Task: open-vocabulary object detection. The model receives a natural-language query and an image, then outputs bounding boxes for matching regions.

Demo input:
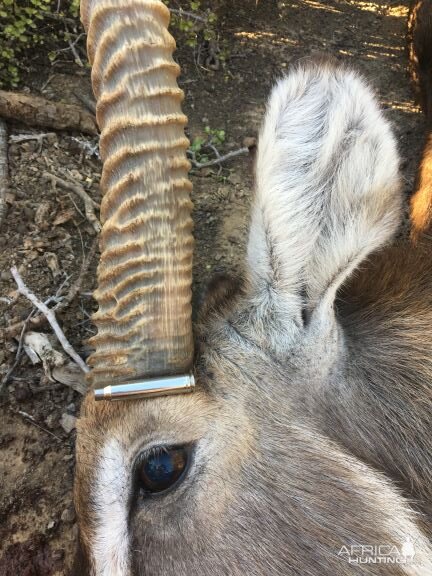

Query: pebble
[243,136,257,149]
[60,507,76,524]
[47,520,55,530]
[60,413,77,434]
[66,402,76,414]
[0,270,11,281]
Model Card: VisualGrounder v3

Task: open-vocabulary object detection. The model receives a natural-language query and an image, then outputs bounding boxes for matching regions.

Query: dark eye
[135,445,191,495]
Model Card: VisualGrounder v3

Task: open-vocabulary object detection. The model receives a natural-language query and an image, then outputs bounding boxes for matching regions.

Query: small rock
[45,252,61,278]
[242,136,257,149]
[70,523,79,540]
[60,413,77,434]
[61,507,76,524]
[47,520,55,530]
[0,270,11,281]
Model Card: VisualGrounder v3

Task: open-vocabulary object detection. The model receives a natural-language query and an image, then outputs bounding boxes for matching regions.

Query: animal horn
[81,0,194,388]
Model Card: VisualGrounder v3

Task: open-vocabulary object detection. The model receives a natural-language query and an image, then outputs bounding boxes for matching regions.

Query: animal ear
[247,58,402,320]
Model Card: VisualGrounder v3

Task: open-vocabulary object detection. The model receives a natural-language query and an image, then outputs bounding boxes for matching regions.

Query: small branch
[208,143,222,160]
[10,267,89,374]
[56,237,98,313]
[170,8,208,23]
[70,136,100,159]
[189,146,249,169]
[9,132,55,153]
[0,119,8,228]
[14,410,62,441]
[43,171,101,233]
[9,132,55,143]
[67,32,85,67]
[0,90,98,135]
[6,240,97,338]
[53,30,85,67]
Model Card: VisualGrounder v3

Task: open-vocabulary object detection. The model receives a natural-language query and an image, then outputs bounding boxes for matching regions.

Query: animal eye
[135,445,191,496]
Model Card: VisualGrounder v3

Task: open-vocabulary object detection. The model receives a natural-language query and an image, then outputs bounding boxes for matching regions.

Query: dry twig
[71,136,100,159]
[6,238,98,337]
[188,146,249,169]
[14,409,62,441]
[10,267,89,374]
[9,132,55,153]
[43,171,101,233]
[56,237,98,312]
[170,8,208,22]
[0,119,8,228]
[0,90,98,135]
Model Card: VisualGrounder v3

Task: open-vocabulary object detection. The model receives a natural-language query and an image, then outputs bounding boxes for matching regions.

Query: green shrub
[165,1,218,48]
[0,0,81,88]
[0,0,220,89]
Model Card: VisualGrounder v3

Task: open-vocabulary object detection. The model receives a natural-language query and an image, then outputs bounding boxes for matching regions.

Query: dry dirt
[0,1,426,574]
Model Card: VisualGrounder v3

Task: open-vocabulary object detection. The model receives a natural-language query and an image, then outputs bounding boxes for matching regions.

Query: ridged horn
[81,0,194,388]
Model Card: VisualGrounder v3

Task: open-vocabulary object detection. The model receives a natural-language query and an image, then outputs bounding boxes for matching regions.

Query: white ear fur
[247,58,402,317]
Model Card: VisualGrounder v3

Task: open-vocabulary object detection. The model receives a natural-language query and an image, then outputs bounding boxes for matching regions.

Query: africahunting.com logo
[338,536,417,565]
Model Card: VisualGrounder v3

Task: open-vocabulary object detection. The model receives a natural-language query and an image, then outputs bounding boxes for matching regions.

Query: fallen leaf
[53,208,75,226]
[45,252,61,278]
[60,413,77,434]
[35,201,51,226]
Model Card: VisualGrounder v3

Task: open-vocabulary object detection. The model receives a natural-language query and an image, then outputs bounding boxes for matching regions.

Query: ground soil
[0,1,426,574]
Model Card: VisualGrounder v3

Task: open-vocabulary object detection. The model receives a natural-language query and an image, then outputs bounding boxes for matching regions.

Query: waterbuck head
[74,1,432,574]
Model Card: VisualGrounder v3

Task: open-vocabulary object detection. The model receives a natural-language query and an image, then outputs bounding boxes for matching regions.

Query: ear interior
[247,58,402,321]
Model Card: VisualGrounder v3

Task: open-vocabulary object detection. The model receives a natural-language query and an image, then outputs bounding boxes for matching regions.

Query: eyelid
[129,436,188,464]
[135,443,191,464]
